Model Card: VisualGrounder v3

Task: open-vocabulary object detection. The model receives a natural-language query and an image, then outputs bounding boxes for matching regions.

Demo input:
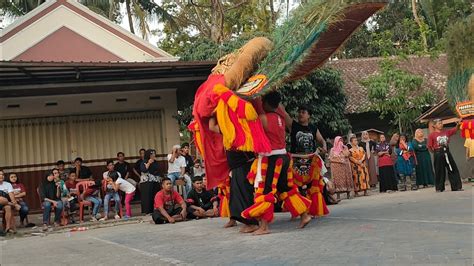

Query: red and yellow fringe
[461,119,474,139]
[217,177,231,217]
[212,84,271,153]
[241,158,282,223]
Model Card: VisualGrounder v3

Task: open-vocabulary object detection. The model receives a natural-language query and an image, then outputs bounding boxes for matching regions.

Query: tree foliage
[361,58,435,135]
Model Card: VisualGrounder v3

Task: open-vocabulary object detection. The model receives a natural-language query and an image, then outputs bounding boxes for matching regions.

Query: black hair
[397,134,408,146]
[139,148,146,153]
[117,152,125,157]
[350,136,358,142]
[298,105,312,116]
[181,142,189,149]
[56,160,65,166]
[262,91,281,110]
[192,175,203,183]
[144,149,156,161]
[106,160,114,165]
[52,168,59,173]
[161,177,171,183]
[108,171,120,181]
[74,157,83,163]
[7,172,20,184]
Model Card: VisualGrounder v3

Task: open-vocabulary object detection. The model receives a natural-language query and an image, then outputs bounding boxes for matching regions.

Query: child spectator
[39,170,64,231]
[8,173,33,227]
[152,177,187,224]
[100,171,121,221]
[81,179,102,222]
[186,176,218,219]
[64,172,79,223]
[111,171,136,219]
[0,170,20,234]
[181,143,195,177]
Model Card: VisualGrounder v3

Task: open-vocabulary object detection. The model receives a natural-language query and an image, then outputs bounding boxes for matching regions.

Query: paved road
[1,186,472,265]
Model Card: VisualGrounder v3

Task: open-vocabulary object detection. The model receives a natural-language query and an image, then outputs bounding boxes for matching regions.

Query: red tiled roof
[325,55,448,114]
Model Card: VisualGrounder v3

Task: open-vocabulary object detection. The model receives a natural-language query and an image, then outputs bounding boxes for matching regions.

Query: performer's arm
[209,117,220,134]
[278,103,293,131]
[259,114,268,130]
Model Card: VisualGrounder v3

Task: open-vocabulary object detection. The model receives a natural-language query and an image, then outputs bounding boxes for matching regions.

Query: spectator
[103,160,120,180]
[132,148,146,179]
[56,160,70,181]
[81,179,102,222]
[376,134,398,193]
[412,129,435,188]
[100,170,121,221]
[0,170,20,234]
[8,173,33,227]
[111,171,136,219]
[53,168,72,224]
[329,136,354,200]
[193,159,205,178]
[395,134,417,191]
[348,136,370,197]
[181,143,194,177]
[167,145,191,195]
[115,152,137,187]
[39,170,64,231]
[64,172,79,223]
[152,177,186,224]
[186,176,218,219]
[139,149,161,214]
[70,157,93,181]
[359,131,378,188]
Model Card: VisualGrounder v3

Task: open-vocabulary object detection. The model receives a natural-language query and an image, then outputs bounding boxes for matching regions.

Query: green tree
[361,57,435,135]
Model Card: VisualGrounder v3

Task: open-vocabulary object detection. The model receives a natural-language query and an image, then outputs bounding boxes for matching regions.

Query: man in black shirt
[282,105,327,154]
[115,152,136,187]
[133,148,146,179]
[186,176,218,219]
[180,143,194,177]
[70,157,93,181]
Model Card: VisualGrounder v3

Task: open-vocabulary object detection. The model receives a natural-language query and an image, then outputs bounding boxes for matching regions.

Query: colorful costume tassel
[217,177,231,217]
[307,178,329,217]
[280,187,311,218]
[461,119,474,139]
[242,158,282,223]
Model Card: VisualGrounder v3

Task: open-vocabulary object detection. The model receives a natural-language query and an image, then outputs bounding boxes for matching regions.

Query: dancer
[243,92,311,235]
[428,119,462,192]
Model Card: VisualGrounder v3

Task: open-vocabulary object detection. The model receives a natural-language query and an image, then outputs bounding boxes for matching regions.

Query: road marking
[326,216,474,226]
[90,236,186,265]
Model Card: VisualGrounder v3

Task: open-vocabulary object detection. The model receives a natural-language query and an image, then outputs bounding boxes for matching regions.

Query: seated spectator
[81,179,102,222]
[111,171,136,219]
[181,143,194,177]
[152,178,186,224]
[115,152,137,188]
[193,159,205,178]
[8,173,33,227]
[133,148,146,179]
[186,176,218,219]
[100,171,121,221]
[64,172,79,223]
[103,160,120,180]
[0,170,20,234]
[57,160,70,181]
[70,157,93,181]
[167,145,191,195]
[39,170,64,231]
[53,168,73,223]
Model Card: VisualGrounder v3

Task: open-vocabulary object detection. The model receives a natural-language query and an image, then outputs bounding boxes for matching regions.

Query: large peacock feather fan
[233,0,388,99]
[445,14,474,109]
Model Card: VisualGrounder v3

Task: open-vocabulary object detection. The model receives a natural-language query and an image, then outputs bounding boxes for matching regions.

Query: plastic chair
[76,181,96,223]
[101,180,123,218]
[36,187,68,225]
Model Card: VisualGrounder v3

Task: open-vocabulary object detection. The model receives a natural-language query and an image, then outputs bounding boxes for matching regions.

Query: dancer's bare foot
[224,219,237,228]
[252,227,270,235]
[240,224,259,233]
[299,213,311,229]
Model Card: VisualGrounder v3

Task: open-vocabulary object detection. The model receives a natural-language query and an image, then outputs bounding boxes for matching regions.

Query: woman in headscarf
[389,133,400,179]
[376,134,398,192]
[395,134,417,191]
[329,136,354,199]
[359,131,378,188]
[412,129,434,188]
[139,149,161,214]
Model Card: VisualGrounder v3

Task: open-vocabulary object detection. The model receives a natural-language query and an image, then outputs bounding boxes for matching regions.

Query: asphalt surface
[1,185,472,265]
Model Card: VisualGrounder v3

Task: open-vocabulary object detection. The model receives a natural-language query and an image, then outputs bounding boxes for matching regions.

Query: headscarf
[414,128,424,142]
[332,136,344,155]
[361,131,371,159]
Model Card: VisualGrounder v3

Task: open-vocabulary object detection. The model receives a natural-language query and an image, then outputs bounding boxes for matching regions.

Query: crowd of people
[0,93,466,236]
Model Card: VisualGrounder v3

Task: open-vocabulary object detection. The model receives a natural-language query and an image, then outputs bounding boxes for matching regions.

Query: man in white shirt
[167,145,191,196]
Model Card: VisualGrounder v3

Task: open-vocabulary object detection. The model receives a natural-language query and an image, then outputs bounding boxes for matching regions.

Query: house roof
[325,55,448,114]
[415,98,460,125]
[0,0,178,62]
[354,128,385,134]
